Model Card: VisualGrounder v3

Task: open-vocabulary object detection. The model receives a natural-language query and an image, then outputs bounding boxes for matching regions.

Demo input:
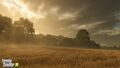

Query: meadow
[0,44,120,68]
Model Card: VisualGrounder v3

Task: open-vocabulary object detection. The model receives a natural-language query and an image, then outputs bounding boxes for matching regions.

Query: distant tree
[59,38,74,47]
[0,15,12,35]
[40,34,58,45]
[75,29,90,41]
[74,29,100,48]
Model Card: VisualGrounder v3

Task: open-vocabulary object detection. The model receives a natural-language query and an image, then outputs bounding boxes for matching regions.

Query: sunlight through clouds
[2,0,46,19]
[0,0,120,46]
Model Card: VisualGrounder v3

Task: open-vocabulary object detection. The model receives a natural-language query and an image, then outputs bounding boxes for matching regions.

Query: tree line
[0,14,100,48]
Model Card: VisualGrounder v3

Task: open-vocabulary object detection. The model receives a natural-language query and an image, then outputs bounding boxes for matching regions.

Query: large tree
[76,29,90,41]
[14,18,35,35]
[74,29,100,48]
[0,15,12,35]
[13,18,35,42]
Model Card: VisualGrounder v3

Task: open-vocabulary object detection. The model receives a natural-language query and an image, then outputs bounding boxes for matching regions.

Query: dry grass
[0,44,120,68]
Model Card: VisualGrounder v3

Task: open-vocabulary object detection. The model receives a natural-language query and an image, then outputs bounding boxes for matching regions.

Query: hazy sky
[0,0,120,46]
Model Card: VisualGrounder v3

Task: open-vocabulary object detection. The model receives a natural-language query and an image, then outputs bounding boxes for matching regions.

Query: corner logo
[1,59,19,68]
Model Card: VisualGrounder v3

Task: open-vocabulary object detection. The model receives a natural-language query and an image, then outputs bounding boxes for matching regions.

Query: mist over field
[0,44,120,68]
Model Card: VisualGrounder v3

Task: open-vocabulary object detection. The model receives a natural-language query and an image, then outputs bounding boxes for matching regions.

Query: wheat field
[0,44,120,68]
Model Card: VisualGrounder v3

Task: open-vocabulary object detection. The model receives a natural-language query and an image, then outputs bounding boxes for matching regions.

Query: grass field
[0,44,120,68]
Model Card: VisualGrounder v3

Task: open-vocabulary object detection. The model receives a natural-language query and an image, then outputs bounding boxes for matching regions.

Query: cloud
[91,32,120,46]
[1,0,120,46]
[1,0,47,20]
[60,22,103,30]
[22,0,120,45]
[93,29,120,36]
[59,11,79,21]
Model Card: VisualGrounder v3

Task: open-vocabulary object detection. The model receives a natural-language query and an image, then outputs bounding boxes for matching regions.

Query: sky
[0,0,120,46]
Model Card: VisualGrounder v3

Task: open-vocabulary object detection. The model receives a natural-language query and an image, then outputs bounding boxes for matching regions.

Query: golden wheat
[0,44,120,68]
